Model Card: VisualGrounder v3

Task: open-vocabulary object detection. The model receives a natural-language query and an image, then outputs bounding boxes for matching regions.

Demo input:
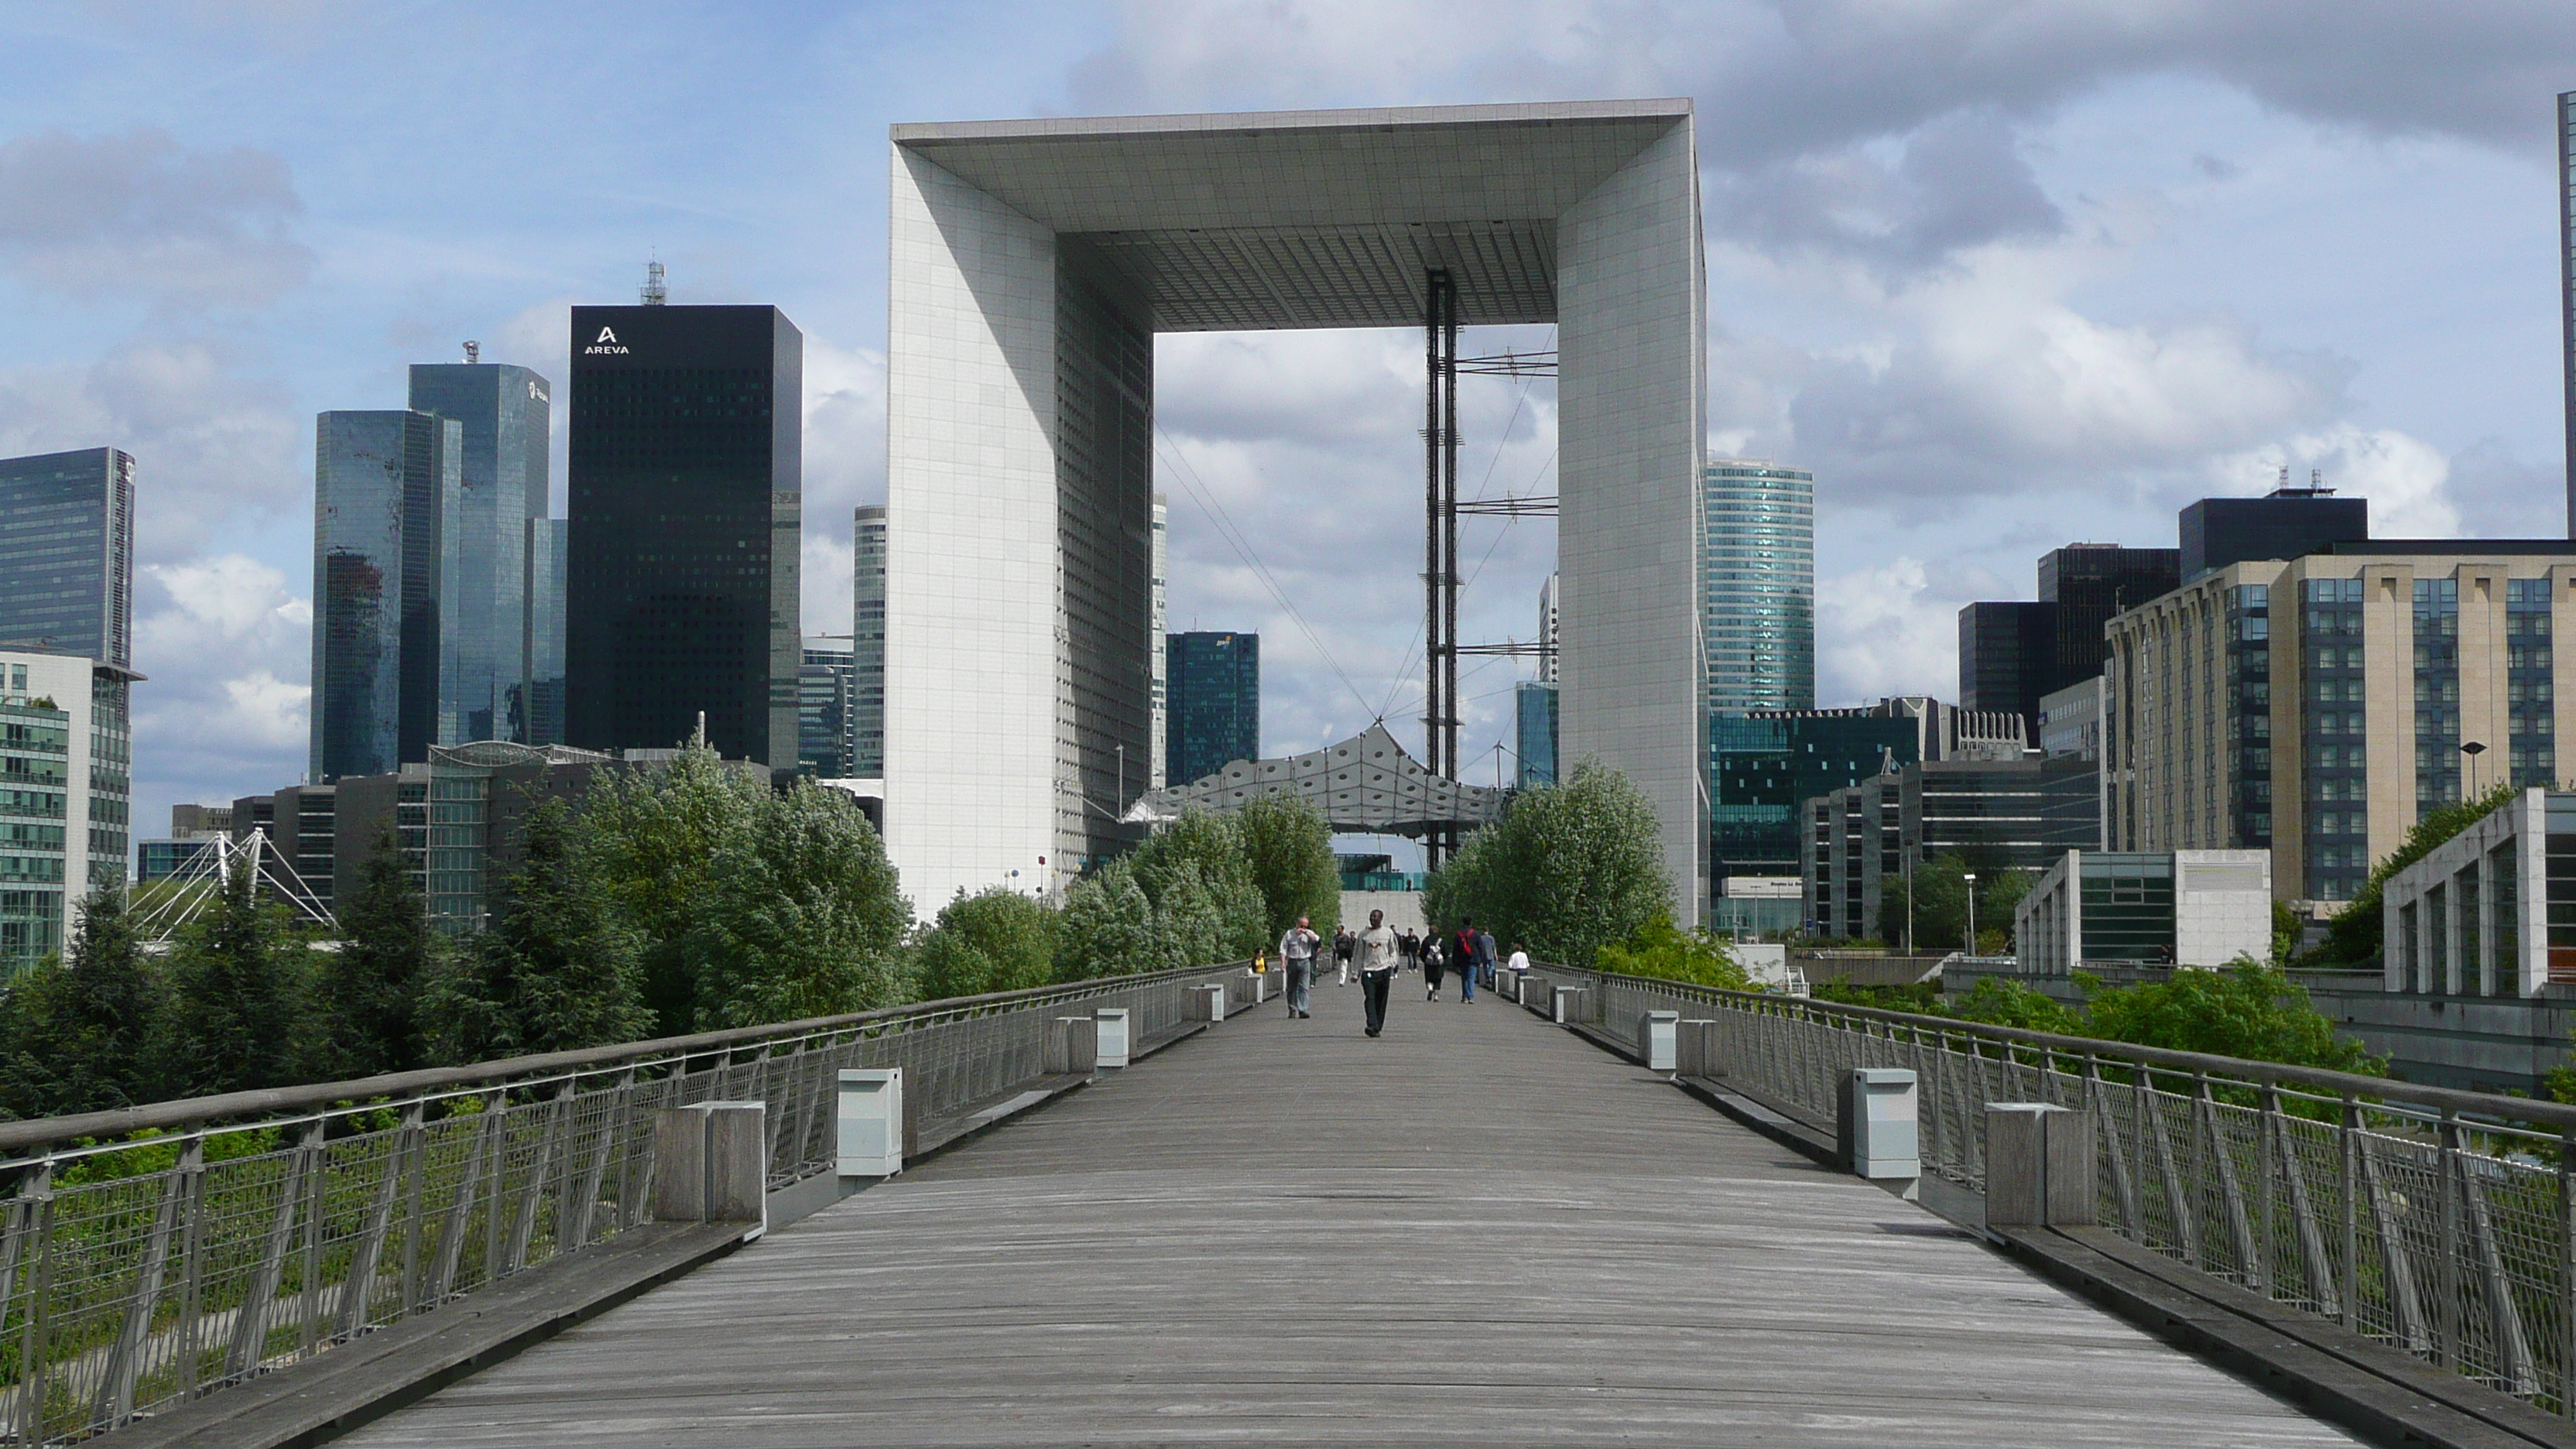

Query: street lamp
[2461,740,2488,800]
[1962,871,1978,957]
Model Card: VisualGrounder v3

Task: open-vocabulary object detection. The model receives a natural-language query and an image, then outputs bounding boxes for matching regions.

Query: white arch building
[884,101,1707,918]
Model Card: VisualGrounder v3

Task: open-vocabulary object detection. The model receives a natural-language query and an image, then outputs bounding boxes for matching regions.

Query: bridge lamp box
[838,1068,905,1178]
[1838,1068,1920,1200]
[1094,1006,1132,1068]
[1638,1011,1680,1073]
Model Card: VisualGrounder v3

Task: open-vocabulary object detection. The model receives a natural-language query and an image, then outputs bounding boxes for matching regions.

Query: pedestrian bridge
[22,965,2576,1447]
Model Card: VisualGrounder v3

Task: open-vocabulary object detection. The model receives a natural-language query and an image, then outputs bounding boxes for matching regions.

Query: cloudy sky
[1,2,2571,853]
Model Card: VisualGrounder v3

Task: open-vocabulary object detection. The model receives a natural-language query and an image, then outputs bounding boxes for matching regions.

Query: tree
[314,831,438,1077]
[1127,811,1266,962]
[1596,914,1749,989]
[2,888,163,1115]
[690,783,912,1027]
[913,887,1057,999]
[1874,856,2029,955]
[1238,794,1339,942]
[2084,958,2381,1074]
[1057,861,1160,981]
[576,743,769,1034]
[1427,762,1669,967]
[423,800,649,1062]
[2311,780,2517,968]
[157,860,307,1097]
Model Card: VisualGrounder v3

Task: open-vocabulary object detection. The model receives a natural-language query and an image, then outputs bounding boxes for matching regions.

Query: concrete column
[1190,983,1226,1023]
[653,1101,768,1230]
[837,1068,905,1177]
[1985,1102,2097,1228]
[1674,1019,1718,1077]
[1552,985,1588,1025]
[1094,1006,1132,1068]
[1046,1016,1100,1075]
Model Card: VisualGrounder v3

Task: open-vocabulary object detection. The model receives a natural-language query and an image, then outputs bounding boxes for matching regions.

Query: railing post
[2438,1110,2464,1368]
[2341,1093,2362,1332]
[12,1160,56,1444]
[2562,1126,2576,1416]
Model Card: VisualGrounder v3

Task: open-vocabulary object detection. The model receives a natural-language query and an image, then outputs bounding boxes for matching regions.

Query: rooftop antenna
[642,259,667,306]
[463,340,479,364]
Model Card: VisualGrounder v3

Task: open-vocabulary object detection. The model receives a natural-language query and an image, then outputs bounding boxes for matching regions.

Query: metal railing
[0,962,1258,1444]
[1523,964,2576,1417]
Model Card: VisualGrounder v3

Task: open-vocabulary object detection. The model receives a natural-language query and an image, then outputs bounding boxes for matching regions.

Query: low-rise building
[1803,753,2098,941]
[2380,787,2567,997]
[2015,849,2271,973]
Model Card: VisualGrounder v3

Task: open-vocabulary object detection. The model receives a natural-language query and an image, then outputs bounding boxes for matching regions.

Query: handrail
[1547,965,2576,1128]
[0,961,1249,1155]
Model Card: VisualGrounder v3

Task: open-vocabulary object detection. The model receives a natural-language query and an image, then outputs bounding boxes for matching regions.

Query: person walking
[1399,927,1419,971]
[1278,915,1321,1019]
[1475,924,1497,999]
[1334,927,1355,986]
[1356,908,1399,1036]
[1422,932,1445,1002]
[1506,943,1530,976]
[1453,918,1479,1002]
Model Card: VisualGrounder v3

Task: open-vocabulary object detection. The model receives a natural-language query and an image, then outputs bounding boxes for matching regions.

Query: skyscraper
[1958,543,2179,737]
[798,639,855,778]
[0,447,134,669]
[2179,478,2367,580]
[1701,461,1814,715]
[566,301,801,766]
[522,518,567,747]
[408,359,550,743]
[310,410,457,782]
[1150,493,1168,789]
[1165,631,1258,789]
[0,649,134,971]
[2564,90,2575,536]
[1536,572,1560,685]
[851,505,886,778]
[1515,680,1558,788]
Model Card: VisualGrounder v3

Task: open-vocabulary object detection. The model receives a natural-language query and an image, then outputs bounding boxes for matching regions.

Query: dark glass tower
[0,447,134,669]
[2036,543,2178,694]
[2179,487,2367,579]
[310,411,457,782]
[566,305,800,765]
[522,517,567,747]
[2564,91,2575,536]
[408,361,550,743]
[1164,631,1259,787]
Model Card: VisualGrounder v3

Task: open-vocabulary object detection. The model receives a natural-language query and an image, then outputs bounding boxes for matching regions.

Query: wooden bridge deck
[338,978,2359,1447]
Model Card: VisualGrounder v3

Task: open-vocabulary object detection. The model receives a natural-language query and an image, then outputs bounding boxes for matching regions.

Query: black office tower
[2036,543,2177,687]
[2179,482,2367,580]
[1957,601,2053,724]
[2563,91,2576,536]
[567,304,800,766]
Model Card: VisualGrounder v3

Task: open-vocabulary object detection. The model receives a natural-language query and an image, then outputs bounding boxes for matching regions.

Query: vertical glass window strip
[2413,577,2462,814]
[2507,577,2554,787]
[2301,577,2368,900]
[2493,838,2522,995]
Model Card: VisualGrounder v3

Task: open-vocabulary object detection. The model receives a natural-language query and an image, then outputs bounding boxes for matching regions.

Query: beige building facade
[2107,543,2576,903]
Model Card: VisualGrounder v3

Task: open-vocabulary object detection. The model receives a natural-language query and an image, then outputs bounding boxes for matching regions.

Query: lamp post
[1962,871,1978,957]
[2461,739,2488,801]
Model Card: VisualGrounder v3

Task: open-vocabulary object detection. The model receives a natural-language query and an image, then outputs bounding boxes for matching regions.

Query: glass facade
[2180,493,2368,579]
[2302,577,2369,899]
[1958,601,2053,724]
[1714,712,1917,883]
[521,518,567,747]
[87,670,128,888]
[0,448,132,670]
[2078,854,2177,963]
[2508,577,2557,786]
[310,410,457,783]
[799,642,855,778]
[851,505,886,777]
[409,363,550,745]
[1701,462,1813,715]
[1515,680,1557,787]
[2226,584,2273,848]
[2413,577,2462,812]
[565,305,802,766]
[1165,631,1259,789]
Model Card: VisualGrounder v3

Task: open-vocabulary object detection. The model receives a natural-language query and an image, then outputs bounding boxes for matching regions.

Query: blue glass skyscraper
[522,518,567,747]
[311,411,457,782]
[1702,461,1814,722]
[408,360,551,743]
[0,447,134,670]
[1164,632,1258,788]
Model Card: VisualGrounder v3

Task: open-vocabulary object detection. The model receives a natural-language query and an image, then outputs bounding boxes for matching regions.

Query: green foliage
[575,743,771,1035]
[0,888,164,1115]
[2084,957,2383,1074]
[690,783,912,1027]
[2272,900,2304,968]
[1875,856,2030,954]
[2314,780,2519,968]
[1237,793,1339,940]
[1596,914,1750,990]
[1127,812,1267,962]
[1947,977,2081,1033]
[1424,761,1669,968]
[913,887,1057,999]
[422,800,649,1062]
[1056,859,1162,981]
[1810,981,1943,1012]
[314,832,439,1077]
[156,858,307,1097]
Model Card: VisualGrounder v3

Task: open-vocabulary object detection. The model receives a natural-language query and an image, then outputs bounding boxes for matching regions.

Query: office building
[522,519,567,747]
[566,301,801,768]
[1803,754,2098,943]
[1149,495,1167,789]
[1516,680,1558,788]
[2565,91,2576,535]
[310,410,457,782]
[851,505,888,779]
[883,103,1705,918]
[2107,541,2576,902]
[0,649,132,971]
[2179,475,2367,580]
[1165,632,1259,790]
[2037,678,2103,760]
[0,447,134,670]
[2016,850,2273,973]
[139,803,233,885]
[1960,544,2177,735]
[1701,461,1814,714]
[1536,573,1561,684]
[409,359,550,744]
[799,640,856,779]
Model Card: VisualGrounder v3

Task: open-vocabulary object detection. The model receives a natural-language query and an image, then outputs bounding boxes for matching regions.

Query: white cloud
[0,127,311,307]
[131,553,311,831]
[1816,554,1984,707]
[2212,426,2461,540]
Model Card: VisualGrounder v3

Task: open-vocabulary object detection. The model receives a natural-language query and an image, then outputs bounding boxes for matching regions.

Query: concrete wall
[1342,890,1425,937]
[2301,978,2576,1095]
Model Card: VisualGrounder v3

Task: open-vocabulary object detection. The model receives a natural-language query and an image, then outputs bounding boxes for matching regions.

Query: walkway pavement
[340,976,2359,1447]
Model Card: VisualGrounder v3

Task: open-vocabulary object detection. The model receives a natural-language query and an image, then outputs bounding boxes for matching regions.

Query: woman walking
[1423,932,1446,1002]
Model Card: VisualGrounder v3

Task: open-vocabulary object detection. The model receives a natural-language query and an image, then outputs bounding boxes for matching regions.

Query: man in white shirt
[1278,916,1321,1019]
[1355,909,1399,1037]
